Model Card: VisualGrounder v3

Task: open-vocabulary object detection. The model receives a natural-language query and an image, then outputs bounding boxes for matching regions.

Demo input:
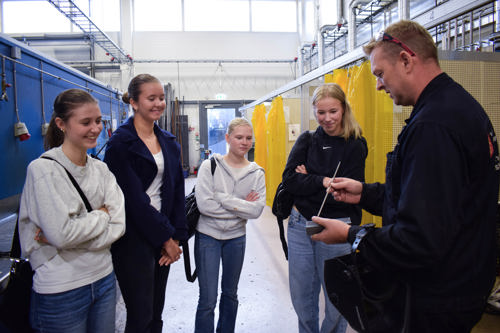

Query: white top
[146,150,164,212]
[19,146,126,294]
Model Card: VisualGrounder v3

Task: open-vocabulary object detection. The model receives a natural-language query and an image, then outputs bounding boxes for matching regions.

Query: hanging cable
[1,56,11,101]
[13,63,19,123]
[40,61,49,136]
[12,62,30,141]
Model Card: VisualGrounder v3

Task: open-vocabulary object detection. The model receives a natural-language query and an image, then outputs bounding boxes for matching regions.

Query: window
[3,1,71,33]
[87,0,120,32]
[319,0,337,26]
[134,0,182,31]
[185,0,249,31]
[3,0,120,33]
[251,0,296,32]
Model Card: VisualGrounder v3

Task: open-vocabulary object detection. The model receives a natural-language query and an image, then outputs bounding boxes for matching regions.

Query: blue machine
[0,33,127,202]
[0,33,127,267]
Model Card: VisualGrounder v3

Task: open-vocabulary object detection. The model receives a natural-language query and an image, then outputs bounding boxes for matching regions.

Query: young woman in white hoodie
[19,89,125,333]
[194,117,266,333]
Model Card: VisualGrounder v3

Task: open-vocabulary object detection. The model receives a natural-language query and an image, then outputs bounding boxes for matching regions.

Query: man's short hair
[363,20,438,62]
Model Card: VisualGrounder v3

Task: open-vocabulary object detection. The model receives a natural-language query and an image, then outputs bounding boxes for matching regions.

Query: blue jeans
[30,271,116,333]
[194,232,246,333]
[288,208,350,333]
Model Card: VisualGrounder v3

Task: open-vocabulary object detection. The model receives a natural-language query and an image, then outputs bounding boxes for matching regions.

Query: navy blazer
[104,117,188,248]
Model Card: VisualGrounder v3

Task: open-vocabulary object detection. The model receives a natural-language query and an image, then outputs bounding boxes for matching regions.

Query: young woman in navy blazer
[104,74,187,333]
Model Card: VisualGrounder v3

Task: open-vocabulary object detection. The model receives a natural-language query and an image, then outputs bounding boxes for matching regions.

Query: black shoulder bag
[182,156,216,282]
[271,131,312,260]
[0,216,34,333]
[324,224,411,333]
[0,157,94,333]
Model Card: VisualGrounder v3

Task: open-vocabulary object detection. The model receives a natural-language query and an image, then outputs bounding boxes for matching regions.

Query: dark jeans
[112,231,170,333]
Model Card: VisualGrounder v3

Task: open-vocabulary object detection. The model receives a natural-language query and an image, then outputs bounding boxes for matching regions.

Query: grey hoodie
[19,147,125,294]
[195,154,266,240]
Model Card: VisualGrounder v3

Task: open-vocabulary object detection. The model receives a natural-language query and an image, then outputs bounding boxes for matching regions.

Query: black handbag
[0,156,95,332]
[182,157,216,283]
[0,220,34,333]
[271,182,294,260]
[324,227,410,333]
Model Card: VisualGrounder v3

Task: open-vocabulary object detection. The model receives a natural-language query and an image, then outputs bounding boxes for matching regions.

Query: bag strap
[277,216,288,260]
[41,156,92,212]
[10,215,22,259]
[181,156,217,282]
[277,131,313,261]
[181,242,197,282]
[210,156,216,175]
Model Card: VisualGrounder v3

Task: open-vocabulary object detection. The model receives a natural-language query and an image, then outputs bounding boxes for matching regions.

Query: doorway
[199,101,243,158]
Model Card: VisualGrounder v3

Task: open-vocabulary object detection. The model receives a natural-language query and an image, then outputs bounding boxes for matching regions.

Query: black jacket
[349,73,499,305]
[104,117,188,249]
[282,126,367,223]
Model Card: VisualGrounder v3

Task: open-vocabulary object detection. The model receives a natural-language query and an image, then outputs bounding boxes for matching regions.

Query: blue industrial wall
[0,33,127,201]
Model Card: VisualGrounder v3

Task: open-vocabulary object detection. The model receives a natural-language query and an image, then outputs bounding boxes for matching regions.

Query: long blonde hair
[311,83,362,140]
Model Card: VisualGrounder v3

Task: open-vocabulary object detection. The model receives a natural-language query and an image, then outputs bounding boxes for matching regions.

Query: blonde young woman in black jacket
[282,83,367,333]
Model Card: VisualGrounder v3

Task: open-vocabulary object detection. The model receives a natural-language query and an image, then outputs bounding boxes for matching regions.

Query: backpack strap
[182,155,217,282]
[210,156,216,175]
[40,156,92,212]
[277,131,312,261]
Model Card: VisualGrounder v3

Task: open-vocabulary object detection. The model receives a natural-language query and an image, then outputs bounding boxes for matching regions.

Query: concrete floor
[115,177,500,333]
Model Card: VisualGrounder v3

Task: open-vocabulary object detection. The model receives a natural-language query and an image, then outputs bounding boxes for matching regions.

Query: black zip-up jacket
[348,73,500,307]
[282,126,368,224]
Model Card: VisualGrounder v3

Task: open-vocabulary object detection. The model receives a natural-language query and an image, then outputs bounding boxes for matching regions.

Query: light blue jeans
[288,208,350,333]
[194,232,246,333]
[30,271,116,333]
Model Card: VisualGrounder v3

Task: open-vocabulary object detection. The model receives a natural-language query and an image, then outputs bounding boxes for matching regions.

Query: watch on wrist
[352,223,375,252]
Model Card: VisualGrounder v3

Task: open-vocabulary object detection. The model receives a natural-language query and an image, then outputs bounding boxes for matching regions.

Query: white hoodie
[195,154,266,240]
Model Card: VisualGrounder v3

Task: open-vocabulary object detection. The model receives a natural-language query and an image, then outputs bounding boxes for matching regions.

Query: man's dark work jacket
[348,73,500,309]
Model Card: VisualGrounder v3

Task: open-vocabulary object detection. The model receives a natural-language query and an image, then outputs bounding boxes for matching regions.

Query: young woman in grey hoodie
[194,117,266,333]
[19,89,125,332]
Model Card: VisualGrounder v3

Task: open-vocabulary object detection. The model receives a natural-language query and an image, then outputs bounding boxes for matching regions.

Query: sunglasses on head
[377,31,416,56]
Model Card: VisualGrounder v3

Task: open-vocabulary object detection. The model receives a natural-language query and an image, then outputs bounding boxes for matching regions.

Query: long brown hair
[44,89,98,150]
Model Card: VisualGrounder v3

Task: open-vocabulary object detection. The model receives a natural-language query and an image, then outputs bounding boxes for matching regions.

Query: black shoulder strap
[181,241,197,282]
[276,132,312,261]
[182,156,217,282]
[41,156,92,212]
[210,156,216,175]
[10,216,21,259]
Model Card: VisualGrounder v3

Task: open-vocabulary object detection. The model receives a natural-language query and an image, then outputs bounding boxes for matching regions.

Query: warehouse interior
[0,0,500,332]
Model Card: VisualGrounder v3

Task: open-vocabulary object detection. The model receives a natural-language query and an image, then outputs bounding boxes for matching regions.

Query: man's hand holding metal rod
[311,176,363,244]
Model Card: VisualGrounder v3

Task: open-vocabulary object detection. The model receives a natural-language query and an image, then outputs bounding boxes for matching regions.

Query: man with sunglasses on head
[311,19,499,332]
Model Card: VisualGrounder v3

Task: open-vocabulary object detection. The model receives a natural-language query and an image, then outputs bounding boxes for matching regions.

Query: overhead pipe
[297,46,304,77]
[348,0,372,52]
[318,25,336,66]
[337,0,346,26]
[489,0,500,51]
[398,0,410,20]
